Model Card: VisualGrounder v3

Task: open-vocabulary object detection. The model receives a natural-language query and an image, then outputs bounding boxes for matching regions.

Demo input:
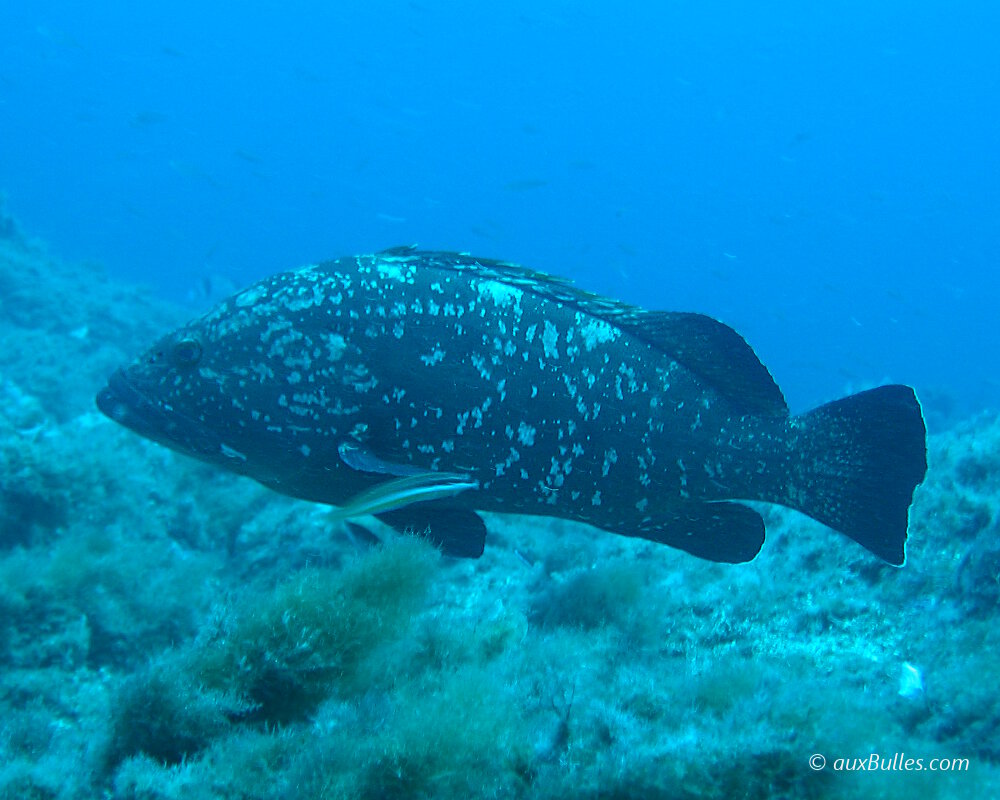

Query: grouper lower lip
[96,368,225,461]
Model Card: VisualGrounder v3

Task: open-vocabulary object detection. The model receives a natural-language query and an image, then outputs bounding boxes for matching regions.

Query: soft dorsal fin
[608,310,787,417]
[374,249,788,417]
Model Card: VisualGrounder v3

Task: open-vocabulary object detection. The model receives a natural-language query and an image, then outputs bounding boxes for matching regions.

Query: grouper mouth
[96,368,227,462]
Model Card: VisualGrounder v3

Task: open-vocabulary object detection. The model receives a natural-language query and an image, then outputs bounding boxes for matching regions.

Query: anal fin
[631,502,765,563]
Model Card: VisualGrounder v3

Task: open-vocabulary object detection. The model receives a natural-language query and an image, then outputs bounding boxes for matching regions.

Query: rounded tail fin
[785,385,927,565]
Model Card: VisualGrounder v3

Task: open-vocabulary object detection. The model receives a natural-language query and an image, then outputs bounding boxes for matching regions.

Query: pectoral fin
[338,441,428,477]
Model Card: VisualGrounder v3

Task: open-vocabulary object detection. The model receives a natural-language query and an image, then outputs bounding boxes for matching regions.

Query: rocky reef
[0,216,996,799]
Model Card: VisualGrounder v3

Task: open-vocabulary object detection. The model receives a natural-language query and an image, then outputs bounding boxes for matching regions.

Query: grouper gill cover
[96,247,928,565]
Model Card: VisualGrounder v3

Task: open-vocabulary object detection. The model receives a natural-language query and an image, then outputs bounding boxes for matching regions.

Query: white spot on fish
[376,261,408,282]
[420,348,446,366]
[602,448,618,476]
[576,313,619,351]
[542,320,559,359]
[476,279,523,309]
[470,354,491,381]
[260,318,293,343]
[283,282,325,312]
[235,284,268,308]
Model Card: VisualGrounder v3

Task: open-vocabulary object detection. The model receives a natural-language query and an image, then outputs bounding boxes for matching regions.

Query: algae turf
[108,538,538,800]
[194,536,441,723]
[1,227,1000,798]
[105,537,439,764]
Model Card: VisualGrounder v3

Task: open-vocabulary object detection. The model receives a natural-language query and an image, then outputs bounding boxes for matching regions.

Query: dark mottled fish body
[97,248,927,564]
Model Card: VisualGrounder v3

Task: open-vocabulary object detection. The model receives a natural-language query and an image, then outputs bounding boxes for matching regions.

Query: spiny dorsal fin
[374,249,787,417]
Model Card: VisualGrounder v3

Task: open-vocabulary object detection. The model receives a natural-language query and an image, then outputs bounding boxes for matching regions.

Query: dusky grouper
[96,247,927,564]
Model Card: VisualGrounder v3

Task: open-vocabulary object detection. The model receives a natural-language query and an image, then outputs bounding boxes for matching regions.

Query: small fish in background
[232,150,274,181]
[503,178,549,192]
[168,159,221,189]
[234,149,263,164]
[97,247,927,565]
[184,273,240,311]
[129,110,168,127]
[35,25,84,53]
[469,219,504,240]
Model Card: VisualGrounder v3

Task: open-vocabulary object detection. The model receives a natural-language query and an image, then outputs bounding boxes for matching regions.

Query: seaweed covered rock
[2,222,1000,799]
[107,536,441,773]
[196,536,440,722]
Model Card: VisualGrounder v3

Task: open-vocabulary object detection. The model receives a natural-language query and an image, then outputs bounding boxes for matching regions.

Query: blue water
[1,0,997,416]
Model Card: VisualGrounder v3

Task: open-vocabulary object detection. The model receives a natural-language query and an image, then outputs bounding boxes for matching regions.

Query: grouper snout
[97,365,228,463]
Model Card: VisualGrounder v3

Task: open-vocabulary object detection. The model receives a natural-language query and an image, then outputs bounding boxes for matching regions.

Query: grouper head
[95,268,365,499]
[96,320,264,473]
[96,332,235,461]
[96,258,487,557]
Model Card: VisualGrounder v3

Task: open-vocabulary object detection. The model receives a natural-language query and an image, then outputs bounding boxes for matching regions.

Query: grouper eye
[172,338,202,367]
